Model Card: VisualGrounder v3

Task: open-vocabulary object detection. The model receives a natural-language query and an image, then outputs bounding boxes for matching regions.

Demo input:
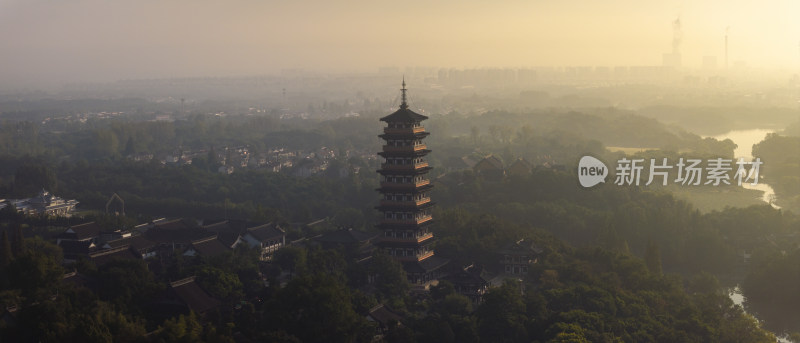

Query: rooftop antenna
[400,76,408,109]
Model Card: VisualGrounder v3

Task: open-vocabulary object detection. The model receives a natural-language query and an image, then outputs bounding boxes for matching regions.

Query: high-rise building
[376,80,448,284]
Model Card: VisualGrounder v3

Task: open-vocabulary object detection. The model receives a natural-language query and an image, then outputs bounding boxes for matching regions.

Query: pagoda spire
[400,76,408,109]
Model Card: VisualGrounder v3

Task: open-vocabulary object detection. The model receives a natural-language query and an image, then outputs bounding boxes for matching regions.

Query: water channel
[709,129,778,209]
[709,129,790,341]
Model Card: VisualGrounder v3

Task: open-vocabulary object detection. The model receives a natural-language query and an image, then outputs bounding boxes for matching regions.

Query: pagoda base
[402,255,450,284]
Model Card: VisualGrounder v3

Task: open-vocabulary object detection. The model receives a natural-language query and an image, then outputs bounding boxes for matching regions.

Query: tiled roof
[202,219,249,247]
[474,155,504,170]
[403,255,450,274]
[107,235,158,251]
[59,222,104,241]
[169,277,220,314]
[497,238,543,255]
[246,223,284,242]
[368,304,404,326]
[509,158,531,170]
[89,246,141,266]
[444,264,492,285]
[27,190,55,205]
[145,225,215,244]
[379,107,428,122]
[190,236,230,257]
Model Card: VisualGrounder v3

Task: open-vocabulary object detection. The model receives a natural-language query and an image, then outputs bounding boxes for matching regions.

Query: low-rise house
[89,245,142,267]
[201,219,252,248]
[498,238,543,276]
[473,155,505,180]
[143,219,216,254]
[460,156,479,169]
[150,276,220,321]
[58,240,97,264]
[98,230,129,244]
[507,158,532,176]
[241,223,285,261]
[0,190,79,217]
[367,304,405,338]
[183,235,231,258]
[442,264,493,305]
[286,217,336,238]
[105,235,159,259]
[56,222,105,245]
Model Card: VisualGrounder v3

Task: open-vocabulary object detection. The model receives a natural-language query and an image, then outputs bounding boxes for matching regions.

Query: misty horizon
[2,0,800,90]
[4,2,800,340]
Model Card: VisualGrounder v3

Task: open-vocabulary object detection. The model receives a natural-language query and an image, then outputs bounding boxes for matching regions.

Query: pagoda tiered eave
[375,200,436,212]
[376,219,435,230]
[375,182,433,193]
[376,166,432,175]
[378,234,435,246]
[378,150,431,159]
[378,132,430,140]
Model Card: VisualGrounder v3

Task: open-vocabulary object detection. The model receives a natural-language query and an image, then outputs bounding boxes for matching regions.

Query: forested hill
[0,208,777,342]
[0,102,787,340]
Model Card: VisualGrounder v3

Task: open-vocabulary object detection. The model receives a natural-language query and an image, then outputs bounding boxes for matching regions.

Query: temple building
[473,155,505,180]
[376,80,448,285]
[498,238,543,276]
[0,189,79,217]
[507,158,532,177]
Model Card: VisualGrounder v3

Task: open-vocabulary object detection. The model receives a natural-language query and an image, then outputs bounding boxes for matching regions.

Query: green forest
[0,101,797,341]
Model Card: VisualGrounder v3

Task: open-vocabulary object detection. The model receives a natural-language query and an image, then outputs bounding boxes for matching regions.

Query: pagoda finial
[400,76,408,109]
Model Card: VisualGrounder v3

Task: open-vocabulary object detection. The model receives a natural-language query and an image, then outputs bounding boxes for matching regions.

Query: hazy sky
[2,0,799,88]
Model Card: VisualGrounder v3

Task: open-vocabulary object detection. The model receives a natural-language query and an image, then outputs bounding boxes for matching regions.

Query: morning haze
[5,1,800,342]
[1,0,799,89]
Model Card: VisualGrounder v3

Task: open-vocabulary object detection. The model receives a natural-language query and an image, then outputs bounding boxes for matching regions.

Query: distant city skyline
[2,0,799,90]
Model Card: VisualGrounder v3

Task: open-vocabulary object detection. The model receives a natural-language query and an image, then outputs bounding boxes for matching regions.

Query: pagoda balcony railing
[417,250,433,261]
[379,179,430,189]
[381,144,428,152]
[382,232,434,243]
[394,250,434,262]
[380,162,429,171]
[379,198,431,207]
[381,215,432,225]
[383,126,426,134]
[416,250,435,261]
[501,259,536,265]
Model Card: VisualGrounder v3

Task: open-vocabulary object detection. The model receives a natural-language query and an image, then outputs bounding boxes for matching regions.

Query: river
[711,129,790,341]
[709,129,778,209]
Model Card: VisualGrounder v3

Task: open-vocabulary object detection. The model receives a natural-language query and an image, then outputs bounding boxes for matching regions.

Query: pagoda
[376,79,448,284]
